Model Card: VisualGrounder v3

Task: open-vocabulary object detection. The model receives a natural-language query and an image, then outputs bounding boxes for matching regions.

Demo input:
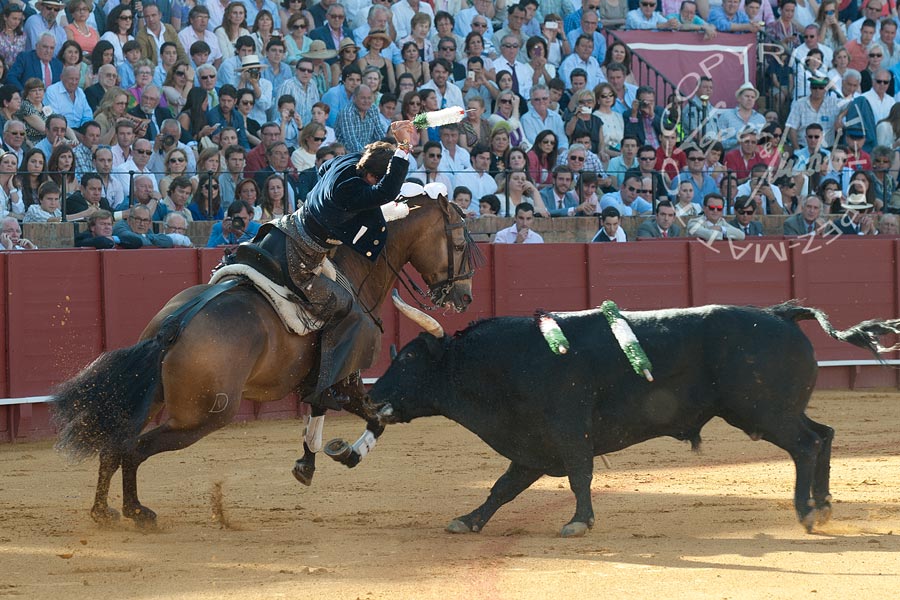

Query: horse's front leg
[292,406,327,486]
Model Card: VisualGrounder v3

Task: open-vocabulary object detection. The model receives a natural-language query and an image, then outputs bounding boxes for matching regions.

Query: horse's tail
[768,301,900,358]
[52,337,165,462]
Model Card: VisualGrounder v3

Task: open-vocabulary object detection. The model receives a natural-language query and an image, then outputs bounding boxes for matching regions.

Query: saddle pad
[209,264,323,336]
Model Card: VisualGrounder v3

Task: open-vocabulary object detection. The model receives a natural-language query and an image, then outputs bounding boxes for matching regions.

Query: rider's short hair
[356,141,395,179]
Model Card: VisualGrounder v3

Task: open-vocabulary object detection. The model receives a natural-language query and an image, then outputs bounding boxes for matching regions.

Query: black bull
[366,299,900,537]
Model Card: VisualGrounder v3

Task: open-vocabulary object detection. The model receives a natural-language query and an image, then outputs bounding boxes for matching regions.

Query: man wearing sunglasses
[278,58,320,126]
[730,196,764,236]
[687,192,746,241]
[625,0,679,30]
[24,0,66,53]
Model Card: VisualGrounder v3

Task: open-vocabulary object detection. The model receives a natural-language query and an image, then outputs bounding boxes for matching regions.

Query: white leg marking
[351,430,377,459]
[305,415,325,452]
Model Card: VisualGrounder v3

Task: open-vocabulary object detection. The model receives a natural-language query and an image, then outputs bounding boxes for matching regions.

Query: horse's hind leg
[91,450,122,524]
[120,414,234,528]
[293,406,326,486]
[805,416,835,523]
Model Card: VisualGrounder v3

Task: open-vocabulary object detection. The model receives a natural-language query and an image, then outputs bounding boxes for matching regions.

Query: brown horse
[52,194,477,528]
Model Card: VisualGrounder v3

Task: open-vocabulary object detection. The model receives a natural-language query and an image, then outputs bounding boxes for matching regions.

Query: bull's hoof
[560,522,590,538]
[446,519,475,534]
[124,505,158,530]
[800,510,816,533]
[816,495,833,525]
[292,460,315,486]
[90,505,120,525]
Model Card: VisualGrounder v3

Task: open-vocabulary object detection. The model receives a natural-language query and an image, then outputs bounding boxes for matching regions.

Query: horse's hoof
[560,522,589,538]
[446,519,473,534]
[324,438,351,462]
[125,505,158,530]
[90,505,120,525]
[292,460,315,486]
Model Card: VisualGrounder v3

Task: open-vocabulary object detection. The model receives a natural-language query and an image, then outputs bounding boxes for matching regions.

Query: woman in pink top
[64,0,100,54]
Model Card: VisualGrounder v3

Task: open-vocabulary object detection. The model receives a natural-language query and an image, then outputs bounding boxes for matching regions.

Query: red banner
[613,31,758,108]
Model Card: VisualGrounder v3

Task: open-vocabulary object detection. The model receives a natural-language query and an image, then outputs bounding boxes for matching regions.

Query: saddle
[229,217,316,301]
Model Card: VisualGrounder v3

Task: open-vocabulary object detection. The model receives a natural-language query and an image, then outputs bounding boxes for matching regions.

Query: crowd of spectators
[0,0,898,249]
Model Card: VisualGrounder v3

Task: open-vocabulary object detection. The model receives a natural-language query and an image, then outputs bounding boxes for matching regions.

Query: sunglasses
[737,209,755,215]
[135,149,153,155]
[870,53,884,58]
[200,74,215,80]
[313,136,326,142]
[498,98,513,104]
[174,70,187,77]
[169,157,185,163]
[706,205,724,211]
[641,2,656,5]
[427,153,442,158]
[501,43,519,49]
[875,78,891,83]
[569,155,585,162]
[241,99,254,105]
[297,66,313,72]
[804,34,816,39]
[639,156,655,161]
[626,185,640,192]
[599,93,614,98]
[688,156,704,161]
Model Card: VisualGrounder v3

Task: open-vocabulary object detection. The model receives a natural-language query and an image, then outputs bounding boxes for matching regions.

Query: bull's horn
[392,289,444,338]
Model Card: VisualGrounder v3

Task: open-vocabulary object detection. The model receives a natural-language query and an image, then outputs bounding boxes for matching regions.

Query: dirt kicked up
[1,390,900,600]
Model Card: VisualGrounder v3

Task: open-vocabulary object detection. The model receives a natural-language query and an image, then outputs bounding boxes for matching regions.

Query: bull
[355,293,900,537]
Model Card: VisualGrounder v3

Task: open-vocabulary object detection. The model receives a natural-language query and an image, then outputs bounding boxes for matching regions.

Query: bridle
[389,198,481,312]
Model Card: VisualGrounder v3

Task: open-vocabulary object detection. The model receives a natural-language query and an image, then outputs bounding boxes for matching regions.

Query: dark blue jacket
[8,51,62,91]
[304,151,409,261]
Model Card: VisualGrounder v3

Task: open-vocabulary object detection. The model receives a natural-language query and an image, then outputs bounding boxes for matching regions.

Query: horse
[51,193,478,528]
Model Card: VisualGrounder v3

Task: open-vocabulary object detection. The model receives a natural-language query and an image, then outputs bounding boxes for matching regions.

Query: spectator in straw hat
[24,0,66,53]
[236,53,273,125]
[301,39,338,95]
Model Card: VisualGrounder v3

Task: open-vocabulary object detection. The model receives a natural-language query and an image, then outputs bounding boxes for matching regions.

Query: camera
[579,106,591,114]
[289,109,295,118]
[640,100,649,107]
[231,216,245,230]
[249,68,260,78]
[162,134,176,147]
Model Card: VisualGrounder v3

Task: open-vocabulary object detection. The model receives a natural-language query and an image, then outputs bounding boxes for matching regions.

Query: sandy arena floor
[1,390,900,599]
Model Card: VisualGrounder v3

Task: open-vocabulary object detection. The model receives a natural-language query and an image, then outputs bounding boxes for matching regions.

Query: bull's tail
[768,301,900,357]
[51,338,165,462]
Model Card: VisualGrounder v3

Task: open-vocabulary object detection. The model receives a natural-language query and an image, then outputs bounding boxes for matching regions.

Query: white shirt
[494,60,534,103]
[418,79,465,111]
[178,27,223,63]
[453,167,497,206]
[392,0,435,41]
[112,158,152,197]
[493,224,544,243]
[864,88,896,121]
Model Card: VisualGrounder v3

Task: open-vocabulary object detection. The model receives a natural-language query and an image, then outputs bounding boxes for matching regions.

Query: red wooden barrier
[4,239,900,442]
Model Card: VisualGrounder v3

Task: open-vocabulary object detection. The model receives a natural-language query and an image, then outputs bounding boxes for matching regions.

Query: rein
[392,199,480,312]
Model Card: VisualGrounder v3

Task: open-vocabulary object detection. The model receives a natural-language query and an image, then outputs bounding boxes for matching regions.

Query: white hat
[841,193,873,211]
[735,82,759,99]
[237,54,268,71]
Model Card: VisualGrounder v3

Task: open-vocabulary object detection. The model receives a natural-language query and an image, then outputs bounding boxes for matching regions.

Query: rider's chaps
[248,215,380,410]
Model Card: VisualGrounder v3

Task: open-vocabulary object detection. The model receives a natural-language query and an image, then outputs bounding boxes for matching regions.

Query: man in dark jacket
[74,210,142,248]
[253,120,415,407]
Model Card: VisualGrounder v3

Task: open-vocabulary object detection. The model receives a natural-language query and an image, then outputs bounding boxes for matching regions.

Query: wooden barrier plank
[0,253,7,398]
[687,239,793,306]
[100,248,201,349]
[589,241,691,310]
[493,244,588,316]
[7,250,103,397]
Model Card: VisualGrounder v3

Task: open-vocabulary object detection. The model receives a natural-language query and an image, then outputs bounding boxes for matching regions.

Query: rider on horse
[252,120,417,410]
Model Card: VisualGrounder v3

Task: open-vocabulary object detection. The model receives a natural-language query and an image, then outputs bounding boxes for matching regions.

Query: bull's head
[371,291,449,425]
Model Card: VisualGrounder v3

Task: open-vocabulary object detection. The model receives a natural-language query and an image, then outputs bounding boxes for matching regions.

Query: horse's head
[394,193,481,312]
